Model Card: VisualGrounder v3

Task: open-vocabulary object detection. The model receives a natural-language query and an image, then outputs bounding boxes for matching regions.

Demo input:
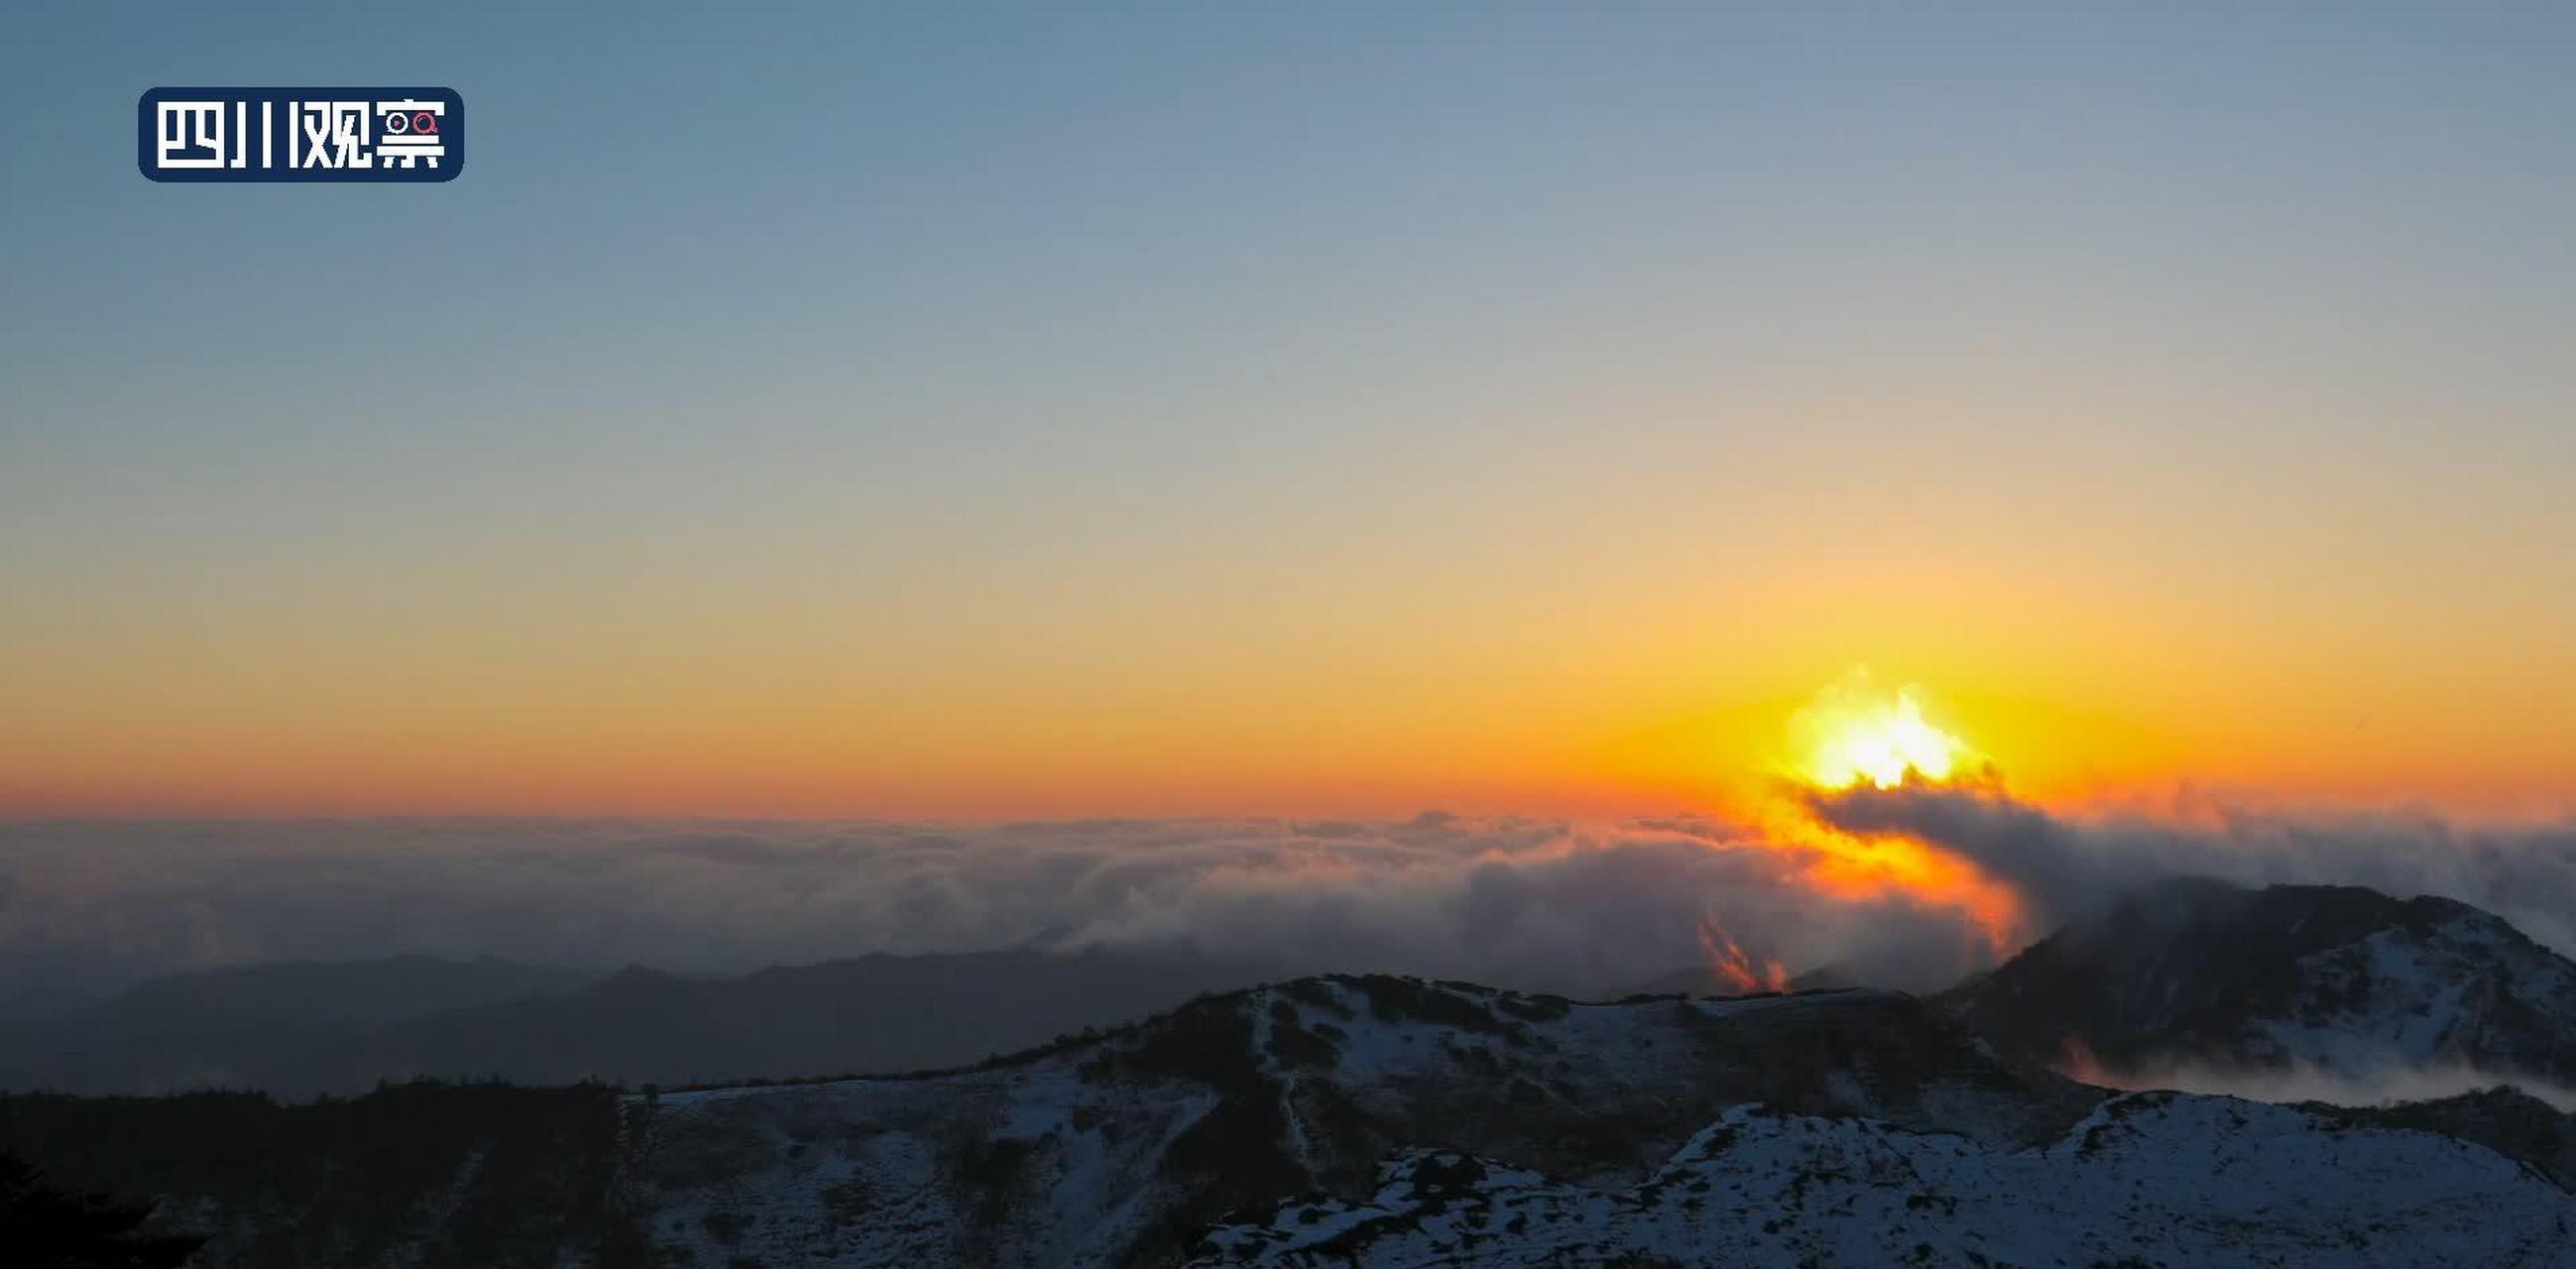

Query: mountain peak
[1943,879,2576,1083]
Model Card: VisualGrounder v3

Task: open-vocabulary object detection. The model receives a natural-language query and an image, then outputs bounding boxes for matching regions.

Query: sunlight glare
[1793,673,1973,789]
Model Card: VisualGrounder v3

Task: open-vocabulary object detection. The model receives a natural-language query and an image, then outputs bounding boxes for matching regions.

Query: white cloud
[0,814,1989,1003]
[8,795,2572,1008]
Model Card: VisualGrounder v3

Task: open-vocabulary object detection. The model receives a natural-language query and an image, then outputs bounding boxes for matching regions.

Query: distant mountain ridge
[0,948,1274,1096]
[0,955,607,1096]
[377,948,1278,1089]
[96,954,603,1028]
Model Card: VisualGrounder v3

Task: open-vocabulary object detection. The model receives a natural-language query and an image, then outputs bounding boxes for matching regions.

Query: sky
[5,3,2574,819]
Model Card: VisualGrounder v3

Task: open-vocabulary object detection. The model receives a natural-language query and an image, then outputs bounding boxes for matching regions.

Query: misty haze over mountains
[13,814,2576,1264]
[9,797,2576,1019]
[13,865,2576,1104]
[12,875,2576,1266]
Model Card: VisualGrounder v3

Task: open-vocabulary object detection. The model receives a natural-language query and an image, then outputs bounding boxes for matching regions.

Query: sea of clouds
[4,794,2573,1012]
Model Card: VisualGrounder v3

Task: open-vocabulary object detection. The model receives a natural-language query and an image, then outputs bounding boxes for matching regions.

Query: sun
[1790,672,1975,789]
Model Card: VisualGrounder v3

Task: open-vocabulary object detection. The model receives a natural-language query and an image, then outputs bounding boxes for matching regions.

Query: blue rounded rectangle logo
[139,87,464,181]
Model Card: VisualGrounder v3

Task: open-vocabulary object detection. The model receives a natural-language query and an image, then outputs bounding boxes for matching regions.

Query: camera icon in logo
[375,98,446,168]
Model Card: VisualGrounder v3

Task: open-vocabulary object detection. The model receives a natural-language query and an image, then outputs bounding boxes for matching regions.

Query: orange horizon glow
[5,620,2575,823]
[27,663,2542,985]
[10,737,2573,822]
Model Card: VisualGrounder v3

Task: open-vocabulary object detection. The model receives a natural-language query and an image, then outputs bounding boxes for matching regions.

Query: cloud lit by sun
[1658,670,2030,959]
[1789,671,1977,790]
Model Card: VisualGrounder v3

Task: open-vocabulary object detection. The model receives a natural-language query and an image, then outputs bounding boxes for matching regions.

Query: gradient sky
[5,3,2574,818]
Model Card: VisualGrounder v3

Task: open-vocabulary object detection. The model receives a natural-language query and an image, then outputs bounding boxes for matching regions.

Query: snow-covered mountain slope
[1943,878,2576,1081]
[1192,1092,2576,1268]
[21,933,2576,1269]
[621,977,2089,1268]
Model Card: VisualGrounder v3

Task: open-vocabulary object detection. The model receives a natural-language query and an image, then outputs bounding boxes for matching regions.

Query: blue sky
[5,3,2575,816]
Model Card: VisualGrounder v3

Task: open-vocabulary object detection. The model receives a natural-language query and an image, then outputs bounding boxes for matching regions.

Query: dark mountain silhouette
[0,1084,633,1268]
[0,955,605,1096]
[0,1149,202,1269]
[374,948,1279,1089]
[1938,877,2576,1082]
[96,954,603,1029]
[0,948,1277,1096]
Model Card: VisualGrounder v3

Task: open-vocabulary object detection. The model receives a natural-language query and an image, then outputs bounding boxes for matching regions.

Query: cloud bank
[0,814,1989,1007]
[1804,781,2576,955]
[2073,1054,2576,1114]
[5,794,2572,1011]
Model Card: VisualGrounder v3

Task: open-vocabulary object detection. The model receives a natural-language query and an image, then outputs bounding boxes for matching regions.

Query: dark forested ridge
[0,1149,203,1269]
[0,1082,646,1269]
